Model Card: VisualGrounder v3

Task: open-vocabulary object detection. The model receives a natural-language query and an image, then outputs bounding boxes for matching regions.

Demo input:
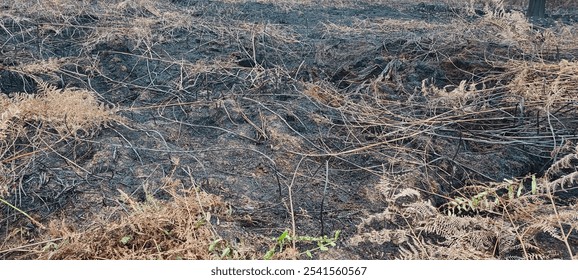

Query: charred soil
[1,0,578,260]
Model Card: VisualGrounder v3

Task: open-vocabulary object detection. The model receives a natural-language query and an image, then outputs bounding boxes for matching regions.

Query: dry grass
[0,83,119,197]
[2,180,256,260]
[1,0,578,259]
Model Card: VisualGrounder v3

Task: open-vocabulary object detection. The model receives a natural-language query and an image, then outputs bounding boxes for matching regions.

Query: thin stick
[288,156,305,250]
[546,188,574,259]
[0,197,46,229]
[500,198,529,260]
[320,159,329,236]
[271,162,283,199]
[0,238,63,255]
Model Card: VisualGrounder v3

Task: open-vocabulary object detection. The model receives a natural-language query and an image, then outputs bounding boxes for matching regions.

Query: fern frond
[547,171,578,192]
[545,152,578,180]
[349,229,409,246]
[392,188,421,202]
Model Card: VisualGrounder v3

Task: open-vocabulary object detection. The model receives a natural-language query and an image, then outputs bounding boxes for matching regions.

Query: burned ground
[1,0,578,260]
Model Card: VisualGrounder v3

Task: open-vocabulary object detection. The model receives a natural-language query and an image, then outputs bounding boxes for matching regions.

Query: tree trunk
[527,0,546,18]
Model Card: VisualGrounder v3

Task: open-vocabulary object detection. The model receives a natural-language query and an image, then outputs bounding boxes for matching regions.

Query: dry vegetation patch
[1,0,578,259]
[34,185,245,260]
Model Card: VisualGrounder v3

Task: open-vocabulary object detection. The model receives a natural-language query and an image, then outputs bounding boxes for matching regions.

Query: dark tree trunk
[527,0,546,18]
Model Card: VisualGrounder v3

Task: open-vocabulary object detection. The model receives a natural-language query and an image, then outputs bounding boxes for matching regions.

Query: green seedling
[209,238,237,259]
[264,230,341,259]
[120,235,132,245]
[299,230,340,258]
[446,174,543,216]
[264,230,290,260]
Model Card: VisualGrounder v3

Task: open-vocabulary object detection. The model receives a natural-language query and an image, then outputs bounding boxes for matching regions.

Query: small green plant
[531,174,538,195]
[120,235,132,245]
[445,175,540,216]
[446,190,499,215]
[42,242,59,252]
[298,231,340,258]
[264,230,291,260]
[264,229,341,259]
[209,238,238,259]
